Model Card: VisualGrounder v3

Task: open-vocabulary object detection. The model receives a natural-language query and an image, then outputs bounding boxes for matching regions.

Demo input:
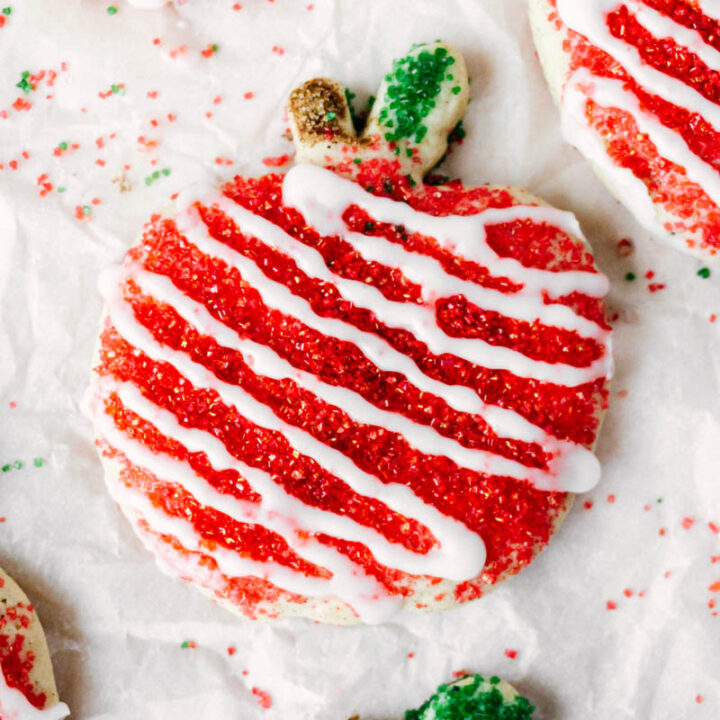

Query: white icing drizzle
[698,0,720,23]
[0,665,69,720]
[556,0,720,132]
[98,421,403,623]
[217,194,607,340]
[562,72,668,236]
[177,200,608,386]
[576,69,720,208]
[627,0,720,71]
[282,164,610,299]
[101,264,600,491]
[95,372,486,582]
[555,0,720,240]
[92,163,612,621]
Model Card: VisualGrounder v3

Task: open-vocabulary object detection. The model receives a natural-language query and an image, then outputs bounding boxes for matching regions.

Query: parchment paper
[1,1,719,717]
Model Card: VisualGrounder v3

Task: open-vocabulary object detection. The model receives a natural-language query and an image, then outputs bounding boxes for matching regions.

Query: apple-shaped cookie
[531,0,720,260]
[88,42,613,624]
[0,567,69,718]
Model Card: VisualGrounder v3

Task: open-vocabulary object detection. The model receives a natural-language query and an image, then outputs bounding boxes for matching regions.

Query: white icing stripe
[562,73,670,238]
[581,70,720,208]
[123,267,601,492]
[96,285,489,578]
[217,195,608,342]
[103,264,600,491]
[0,665,69,720]
[629,0,720,71]
[177,202,608,386]
[94,379,486,581]
[100,440,402,623]
[128,265,550,447]
[282,164,609,299]
[556,0,720,132]
[698,0,720,23]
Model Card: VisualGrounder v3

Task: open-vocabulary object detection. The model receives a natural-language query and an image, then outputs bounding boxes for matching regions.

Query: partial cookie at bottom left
[0,567,69,719]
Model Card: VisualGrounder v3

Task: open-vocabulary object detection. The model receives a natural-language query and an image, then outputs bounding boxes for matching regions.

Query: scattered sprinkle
[262,154,291,168]
[180,640,196,649]
[504,649,518,659]
[698,267,711,279]
[107,5,118,14]
[251,687,272,709]
[625,272,636,281]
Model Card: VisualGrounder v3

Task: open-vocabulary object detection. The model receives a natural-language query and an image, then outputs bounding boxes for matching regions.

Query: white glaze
[561,71,666,236]
[556,0,720,132]
[93,164,611,620]
[217,194,607,340]
[0,665,69,720]
[178,198,608,387]
[118,265,601,491]
[627,0,720,72]
[580,70,720,208]
[283,164,610,300]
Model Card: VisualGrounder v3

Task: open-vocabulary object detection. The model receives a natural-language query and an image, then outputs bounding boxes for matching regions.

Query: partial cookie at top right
[530,0,720,260]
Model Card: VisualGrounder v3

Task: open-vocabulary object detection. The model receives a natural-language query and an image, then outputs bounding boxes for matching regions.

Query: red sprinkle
[262,154,292,168]
[251,687,272,709]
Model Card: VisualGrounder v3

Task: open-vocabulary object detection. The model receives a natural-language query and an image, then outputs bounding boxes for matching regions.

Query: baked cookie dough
[0,567,69,718]
[88,41,612,624]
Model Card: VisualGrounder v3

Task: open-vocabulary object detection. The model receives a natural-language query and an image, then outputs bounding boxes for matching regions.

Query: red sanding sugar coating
[552,0,720,249]
[0,604,47,709]
[97,160,609,613]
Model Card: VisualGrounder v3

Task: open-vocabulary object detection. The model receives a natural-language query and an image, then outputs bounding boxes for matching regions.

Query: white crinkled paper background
[0,0,719,717]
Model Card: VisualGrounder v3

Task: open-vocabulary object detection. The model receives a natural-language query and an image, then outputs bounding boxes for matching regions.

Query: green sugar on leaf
[404,674,535,720]
[378,45,456,146]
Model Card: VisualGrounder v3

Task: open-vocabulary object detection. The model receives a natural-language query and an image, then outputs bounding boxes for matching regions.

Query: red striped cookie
[531,0,720,260]
[0,567,69,718]
[88,42,613,624]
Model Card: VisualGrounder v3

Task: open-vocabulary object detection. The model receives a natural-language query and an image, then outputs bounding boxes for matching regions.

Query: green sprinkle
[405,173,416,187]
[353,157,362,164]
[12,460,22,470]
[378,45,457,146]
[404,674,535,720]
[58,141,68,150]
[33,457,44,467]
[363,221,375,233]
[625,272,636,281]
[383,179,394,195]
[211,44,219,53]
[152,170,160,179]
[657,498,663,503]
[161,167,171,176]
[82,205,91,216]
[16,71,34,94]
[107,5,117,14]
[451,85,461,95]
[1,464,10,473]
[1,7,11,14]
[448,119,466,145]
[698,267,711,279]
[57,187,66,193]
[325,111,336,121]
[144,176,153,186]
[180,640,194,649]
